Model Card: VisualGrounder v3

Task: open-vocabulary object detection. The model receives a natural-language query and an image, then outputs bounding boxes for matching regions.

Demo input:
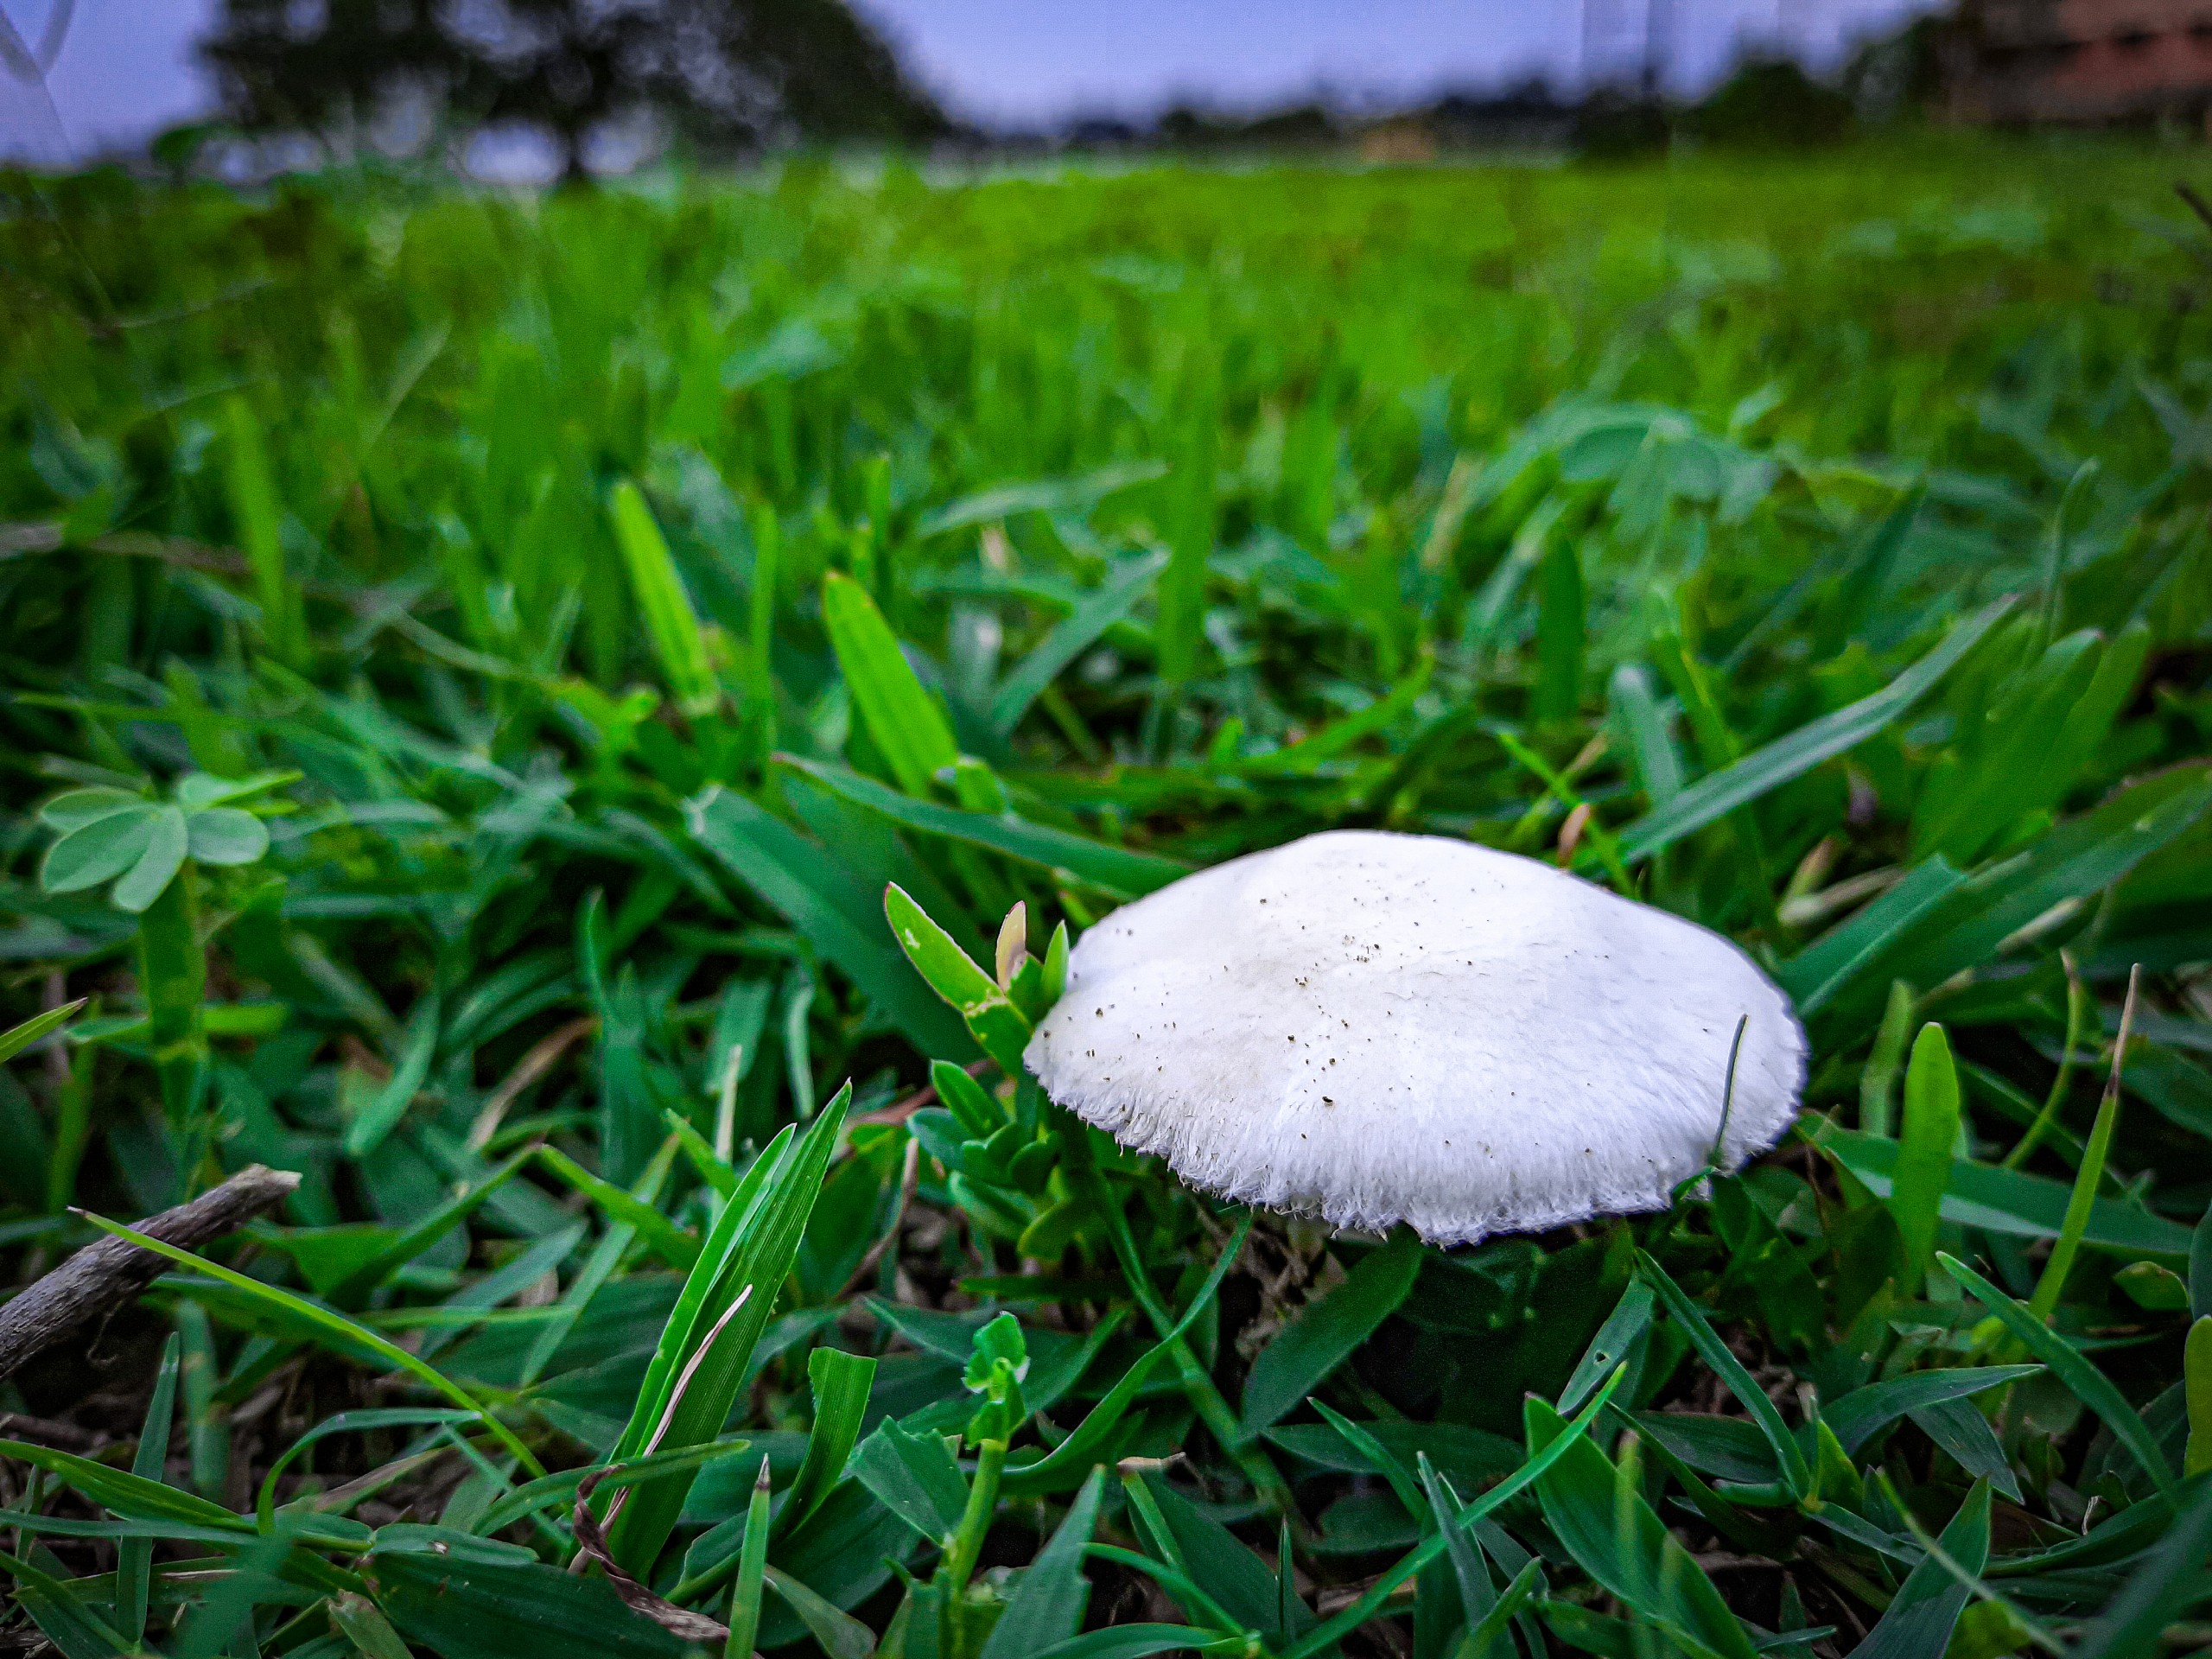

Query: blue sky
[1,0,1937,162]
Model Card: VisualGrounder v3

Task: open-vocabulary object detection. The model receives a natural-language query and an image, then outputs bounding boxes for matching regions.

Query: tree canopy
[203,0,946,171]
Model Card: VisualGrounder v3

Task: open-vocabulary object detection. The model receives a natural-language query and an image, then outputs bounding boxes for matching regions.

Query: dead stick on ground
[0,1165,300,1380]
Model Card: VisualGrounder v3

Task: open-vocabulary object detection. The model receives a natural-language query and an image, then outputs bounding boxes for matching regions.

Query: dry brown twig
[0,1165,299,1381]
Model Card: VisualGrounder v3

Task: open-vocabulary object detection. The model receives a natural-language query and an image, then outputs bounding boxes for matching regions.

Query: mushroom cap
[1026,830,1806,1246]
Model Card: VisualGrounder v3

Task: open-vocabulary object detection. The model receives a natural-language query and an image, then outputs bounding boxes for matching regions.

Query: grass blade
[1815,1127,2190,1255]
[611,480,720,718]
[2189,1319,2212,1479]
[1275,1363,1629,1659]
[784,757,1188,894]
[982,1467,1106,1659]
[822,570,958,798]
[1415,1453,1491,1636]
[223,393,300,666]
[1525,1396,1759,1659]
[1637,1251,1811,1499]
[345,994,439,1159]
[1154,354,1217,691]
[1459,1558,1543,1659]
[723,1456,772,1659]
[1534,537,1584,725]
[1560,1281,1654,1416]
[118,1332,180,1643]
[1858,979,1916,1136]
[988,552,1166,737]
[1001,1218,1243,1495]
[603,1086,851,1573]
[536,1145,699,1269]
[2069,1475,2212,1658]
[1893,1022,1960,1289]
[689,788,976,1059]
[2027,965,2137,1321]
[0,1544,142,1659]
[0,998,85,1065]
[778,1347,876,1537]
[1939,1251,2175,1495]
[918,461,1166,537]
[1238,1232,1422,1440]
[1616,597,2012,864]
[1850,1479,1991,1659]
[854,1416,969,1539]
[1778,862,1964,1019]
[1822,1367,2042,1456]
[71,1212,543,1478]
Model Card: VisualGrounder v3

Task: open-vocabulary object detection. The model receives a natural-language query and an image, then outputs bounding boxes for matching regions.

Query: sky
[0,0,1940,163]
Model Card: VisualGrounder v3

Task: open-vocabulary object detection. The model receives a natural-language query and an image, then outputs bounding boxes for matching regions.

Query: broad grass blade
[1238,1231,1421,1440]
[689,788,976,1059]
[118,1332,181,1643]
[822,570,958,797]
[1941,1251,2176,1495]
[610,480,719,718]
[1523,1396,1758,1659]
[785,757,1188,894]
[1559,1281,1654,1416]
[372,1543,694,1659]
[980,1466,1105,1659]
[764,1565,877,1659]
[1136,1471,1310,1643]
[1616,596,2012,864]
[853,1417,968,1540]
[778,1347,876,1538]
[1892,1022,1960,1288]
[2069,1475,2212,1658]
[1815,1128,2190,1255]
[605,1088,851,1573]
[1637,1252,1812,1499]
[1850,1479,1991,1659]
[1823,1367,2041,1456]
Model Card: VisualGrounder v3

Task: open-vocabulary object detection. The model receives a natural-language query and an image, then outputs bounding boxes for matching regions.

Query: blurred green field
[3,137,2212,1657]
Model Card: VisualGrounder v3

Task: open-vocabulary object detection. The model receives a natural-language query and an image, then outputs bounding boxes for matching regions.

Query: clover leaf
[39,770,294,913]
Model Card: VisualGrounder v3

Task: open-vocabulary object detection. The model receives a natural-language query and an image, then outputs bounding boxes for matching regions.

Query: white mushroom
[1025,830,1806,1246]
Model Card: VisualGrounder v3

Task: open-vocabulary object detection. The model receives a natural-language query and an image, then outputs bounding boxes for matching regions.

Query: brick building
[1955,0,2212,124]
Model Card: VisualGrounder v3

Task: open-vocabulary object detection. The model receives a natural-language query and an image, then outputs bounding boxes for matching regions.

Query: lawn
[2,135,2211,1657]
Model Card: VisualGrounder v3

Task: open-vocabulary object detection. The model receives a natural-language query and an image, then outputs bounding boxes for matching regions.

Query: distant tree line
[1035,23,1948,162]
[188,1,1947,177]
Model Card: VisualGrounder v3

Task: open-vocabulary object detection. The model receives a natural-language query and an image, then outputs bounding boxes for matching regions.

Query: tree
[201,0,946,175]
[1687,58,1854,149]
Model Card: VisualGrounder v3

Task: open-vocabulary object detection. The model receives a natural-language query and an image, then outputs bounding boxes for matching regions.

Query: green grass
[2,134,2211,1657]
